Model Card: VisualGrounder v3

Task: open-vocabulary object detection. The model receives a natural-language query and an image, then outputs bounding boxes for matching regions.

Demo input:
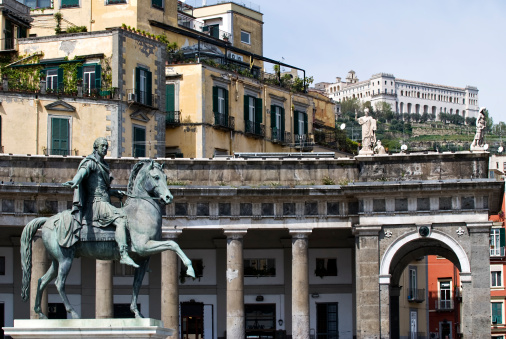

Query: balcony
[407,288,425,303]
[126,89,159,109]
[435,299,454,311]
[245,120,264,138]
[491,246,505,257]
[294,133,314,151]
[214,112,234,131]
[271,127,284,144]
[166,111,181,127]
[177,13,232,43]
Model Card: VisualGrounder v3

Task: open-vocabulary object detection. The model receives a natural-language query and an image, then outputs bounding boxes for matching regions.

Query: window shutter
[255,97,262,124]
[212,86,218,114]
[57,67,64,90]
[293,111,299,136]
[303,112,308,135]
[51,118,69,155]
[500,228,505,248]
[166,84,175,112]
[94,64,102,89]
[135,67,141,101]
[146,71,152,106]
[133,127,146,157]
[76,66,83,80]
[270,105,276,130]
[243,95,249,122]
[224,89,229,117]
[281,107,285,135]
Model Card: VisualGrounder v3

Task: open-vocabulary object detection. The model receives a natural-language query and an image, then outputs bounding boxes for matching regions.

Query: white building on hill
[316,71,479,119]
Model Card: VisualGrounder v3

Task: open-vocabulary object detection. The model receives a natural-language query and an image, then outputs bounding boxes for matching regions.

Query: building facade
[317,71,479,119]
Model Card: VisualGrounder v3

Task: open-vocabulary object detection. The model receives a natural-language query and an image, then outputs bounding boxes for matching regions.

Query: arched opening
[400,102,404,114]
[407,103,412,114]
[380,230,471,339]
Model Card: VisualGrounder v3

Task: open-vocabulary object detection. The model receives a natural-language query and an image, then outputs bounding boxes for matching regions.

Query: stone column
[353,225,382,339]
[379,282,390,339]
[96,260,113,318]
[225,230,247,339]
[290,230,312,339]
[462,222,492,337]
[30,234,48,319]
[161,230,182,337]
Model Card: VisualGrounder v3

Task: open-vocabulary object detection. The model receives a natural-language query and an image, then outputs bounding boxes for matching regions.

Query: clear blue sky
[246,0,505,124]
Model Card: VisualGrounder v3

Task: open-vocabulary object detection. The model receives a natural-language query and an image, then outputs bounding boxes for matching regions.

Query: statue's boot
[120,247,139,268]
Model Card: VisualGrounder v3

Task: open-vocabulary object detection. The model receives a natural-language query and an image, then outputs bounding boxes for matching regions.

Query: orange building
[490,195,506,339]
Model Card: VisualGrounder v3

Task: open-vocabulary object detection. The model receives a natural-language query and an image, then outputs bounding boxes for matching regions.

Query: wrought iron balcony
[407,288,425,303]
[271,127,284,143]
[245,120,264,137]
[126,89,159,109]
[214,112,234,130]
[294,133,314,150]
[435,299,454,311]
[166,111,181,126]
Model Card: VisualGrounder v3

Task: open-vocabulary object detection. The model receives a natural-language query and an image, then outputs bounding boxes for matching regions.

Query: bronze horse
[20,160,194,318]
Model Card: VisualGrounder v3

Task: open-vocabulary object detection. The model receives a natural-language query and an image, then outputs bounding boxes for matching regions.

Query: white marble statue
[471,107,486,149]
[374,140,387,155]
[356,108,377,154]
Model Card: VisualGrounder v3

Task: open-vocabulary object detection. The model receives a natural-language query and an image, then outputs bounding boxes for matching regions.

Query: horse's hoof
[134,312,145,319]
[186,266,196,278]
[70,311,80,319]
[38,313,48,319]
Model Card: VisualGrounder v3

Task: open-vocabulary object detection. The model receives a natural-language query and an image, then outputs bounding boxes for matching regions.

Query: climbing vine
[0,53,44,92]
[60,57,83,94]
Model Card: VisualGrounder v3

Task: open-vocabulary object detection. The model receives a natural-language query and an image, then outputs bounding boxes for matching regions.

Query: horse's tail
[20,217,48,302]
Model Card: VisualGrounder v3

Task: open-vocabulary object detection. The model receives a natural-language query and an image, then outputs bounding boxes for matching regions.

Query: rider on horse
[63,137,139,268]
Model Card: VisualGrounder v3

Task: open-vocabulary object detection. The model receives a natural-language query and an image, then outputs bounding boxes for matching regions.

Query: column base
[3,318,173,339]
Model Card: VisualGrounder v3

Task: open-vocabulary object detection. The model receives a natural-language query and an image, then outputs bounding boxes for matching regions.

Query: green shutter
[146,71,152,106]
[94,64,102,89]
[244,95,249,122]
[212,86,218,114]
[500,228,505,247]
[135,67,141,101]
[51,118,69,155]
[281,107,285,135]
[133,127,146,157]
[270,105,276,130]
[224,89,229,117]
[303,112,308,135]
[57,68,64,90]
[76,66,83,80]
[255,97,262,123]
[293,111,299,136]
[166,84,175,112]
[493,303,502,323]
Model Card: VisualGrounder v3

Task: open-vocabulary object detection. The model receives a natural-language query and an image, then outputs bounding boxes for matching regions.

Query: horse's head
[129,160,173,205]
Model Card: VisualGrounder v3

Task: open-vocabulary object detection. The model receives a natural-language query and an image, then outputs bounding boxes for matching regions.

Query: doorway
[245,303,276,339]
[181,301,204,339]
[316,302,338,339]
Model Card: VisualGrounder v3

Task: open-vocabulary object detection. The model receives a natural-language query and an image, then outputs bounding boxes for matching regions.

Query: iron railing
[126,89,159,109]
[166,111,181,125]
[245,120,264,137]
[491,246,505,257]
[177,13,232,42]
[435,299,454,311]
[214,112,234,130]
[271,128,288,143]
[294,133,314,148]
[407,288,425,302]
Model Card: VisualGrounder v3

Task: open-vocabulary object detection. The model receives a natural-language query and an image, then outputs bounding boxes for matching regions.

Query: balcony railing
[407,288,425,303]
[271,127,284,143]
[43,148,79,156]
[491,246,505,257]
[245,120,264,137]
[126,89,159,109]
[166,111,181,126]
[177,13,231,43]
[294,133,314,149]
[435,299,454,311]
[214,112,234,130]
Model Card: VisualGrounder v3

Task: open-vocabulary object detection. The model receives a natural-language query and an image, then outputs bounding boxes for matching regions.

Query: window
[21,0,51,9]
[44,68,62,91]
[240,31,250,44]
[240,203,252,216]
[294,110,308,143]
[493,302,503,324]
[49,116,70,155]
[283,203,295,216]
[196,203,209,216]
[78,64,101,95]
[152,0,163,9]
[439,280,452,310]
[136,67,152,106]
[492,271,503,287]
[315,258,337,278]
[491,228,505,257]
[0,257,5,275]
[132,125,146,157]
[106,0,127,4]
[244,258,275,277]
[243,95,262,135]
[219,203,231,216]
[317,303,338,338]
[408,267,417,300]
[175,203,188,216]
[61,0,79,8]
[213,86,229,126]
[270,105,285,141]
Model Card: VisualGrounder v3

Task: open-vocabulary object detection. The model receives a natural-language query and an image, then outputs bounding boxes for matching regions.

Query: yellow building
[0,28,167,157]
[0,0,32,51]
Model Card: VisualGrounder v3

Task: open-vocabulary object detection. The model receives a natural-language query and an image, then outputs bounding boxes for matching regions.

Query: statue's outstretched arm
[62,168,87,189]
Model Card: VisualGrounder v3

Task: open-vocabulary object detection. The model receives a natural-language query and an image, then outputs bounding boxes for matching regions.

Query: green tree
[340,97,361,116]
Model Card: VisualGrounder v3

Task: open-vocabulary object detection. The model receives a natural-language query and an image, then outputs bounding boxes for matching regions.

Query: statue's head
[377,140,382,146]
[93,137,108,150]
[479,107,486,116]
[364,108,369,116]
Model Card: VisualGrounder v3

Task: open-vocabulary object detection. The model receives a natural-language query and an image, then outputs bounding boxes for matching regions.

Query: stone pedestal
[161,230,182,339]
[3,318,173,338]
[225,230,247,339]
[290,230,311,339]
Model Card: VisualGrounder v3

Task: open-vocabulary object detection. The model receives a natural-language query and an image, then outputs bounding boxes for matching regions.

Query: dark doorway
[316,302,338,339]
[114,303,140,318]
[245,303,276,339]
[181,301,204,339]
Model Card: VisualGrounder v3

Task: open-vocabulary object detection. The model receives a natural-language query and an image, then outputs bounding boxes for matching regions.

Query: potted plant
[222,33,230,42]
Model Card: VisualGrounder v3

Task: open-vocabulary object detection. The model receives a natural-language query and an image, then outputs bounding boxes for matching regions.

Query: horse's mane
[127,160,163,195]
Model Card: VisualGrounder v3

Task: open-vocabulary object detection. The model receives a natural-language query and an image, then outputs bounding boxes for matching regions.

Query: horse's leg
[54,249,79,319]
[34,260,58,319]
[134,240,195,277]
[130,258,149,318]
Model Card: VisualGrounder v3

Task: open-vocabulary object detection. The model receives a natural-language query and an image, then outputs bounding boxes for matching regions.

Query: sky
[236,0,505,124]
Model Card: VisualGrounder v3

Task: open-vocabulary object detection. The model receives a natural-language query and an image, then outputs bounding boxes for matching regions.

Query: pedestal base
[470,145,486,152]
[358,149,374,156]
[3,318,174,339]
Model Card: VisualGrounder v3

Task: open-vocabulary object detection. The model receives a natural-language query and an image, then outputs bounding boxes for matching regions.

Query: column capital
[162,229,183,240]
[224,229,248,239]
[460,272,472,283]
[352,225,382,236]
[466,221,493,233]
[289,229,312,239]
